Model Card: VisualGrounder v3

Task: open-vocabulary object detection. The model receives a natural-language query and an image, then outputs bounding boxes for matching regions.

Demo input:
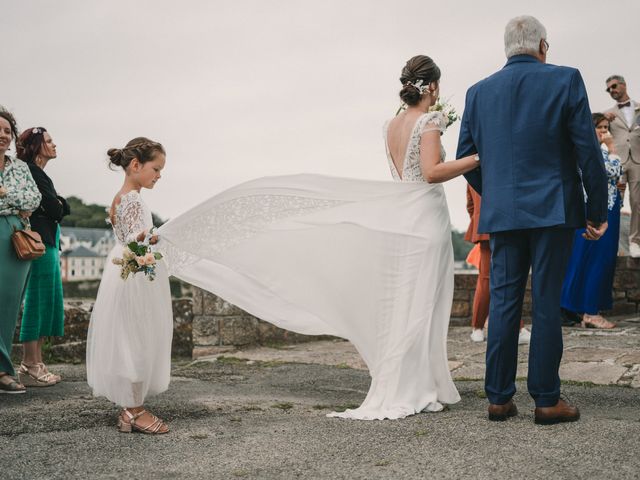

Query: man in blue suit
[457,15,608,425]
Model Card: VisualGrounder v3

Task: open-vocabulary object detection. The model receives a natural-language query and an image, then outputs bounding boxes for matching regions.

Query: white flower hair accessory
[405,79,431,94]
[32,128,41,135]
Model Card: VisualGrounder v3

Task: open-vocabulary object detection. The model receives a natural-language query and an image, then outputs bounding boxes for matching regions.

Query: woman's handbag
[11,218,46,260]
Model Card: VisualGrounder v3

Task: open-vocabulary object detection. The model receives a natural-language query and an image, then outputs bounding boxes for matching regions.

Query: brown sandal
[0,372,26,394]
[581,314,616,330]
[17,363,57,387]
[117,408,169,435]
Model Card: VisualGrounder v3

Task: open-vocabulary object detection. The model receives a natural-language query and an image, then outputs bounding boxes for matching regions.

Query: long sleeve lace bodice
[110,191,153,244]
[383,111,447,182]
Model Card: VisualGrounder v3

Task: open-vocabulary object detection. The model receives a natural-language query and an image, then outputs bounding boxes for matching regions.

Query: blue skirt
[561,194,620,314]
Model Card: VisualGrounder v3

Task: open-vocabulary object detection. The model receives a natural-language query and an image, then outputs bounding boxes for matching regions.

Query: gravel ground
[1,360,639,480]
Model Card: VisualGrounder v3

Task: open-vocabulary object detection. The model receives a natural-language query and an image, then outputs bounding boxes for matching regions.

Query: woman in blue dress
[561,113,622,329]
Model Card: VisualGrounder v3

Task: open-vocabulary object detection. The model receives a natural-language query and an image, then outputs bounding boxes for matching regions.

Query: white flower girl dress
[87,190,173,407]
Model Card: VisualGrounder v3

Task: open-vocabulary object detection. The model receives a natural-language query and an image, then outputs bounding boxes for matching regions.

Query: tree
[61,196,165,228]
[451,229,473,262]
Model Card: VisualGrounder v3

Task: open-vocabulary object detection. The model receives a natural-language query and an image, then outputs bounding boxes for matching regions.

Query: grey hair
[606,75,626,84]
[504,15,547,59]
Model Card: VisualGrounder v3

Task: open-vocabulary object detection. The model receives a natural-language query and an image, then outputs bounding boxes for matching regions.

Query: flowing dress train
[159,111,460,419]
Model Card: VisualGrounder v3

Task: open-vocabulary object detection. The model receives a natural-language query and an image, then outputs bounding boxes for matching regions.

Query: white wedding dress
[159,111,460,419]
[87,191,174,408]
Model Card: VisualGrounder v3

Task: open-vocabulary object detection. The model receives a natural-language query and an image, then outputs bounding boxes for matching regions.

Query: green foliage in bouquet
[112,241,163,281]
[395,97,460,128]
[429,97,459,128]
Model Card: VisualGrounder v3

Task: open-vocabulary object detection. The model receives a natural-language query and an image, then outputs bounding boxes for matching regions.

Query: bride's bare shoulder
[387,111,410,129]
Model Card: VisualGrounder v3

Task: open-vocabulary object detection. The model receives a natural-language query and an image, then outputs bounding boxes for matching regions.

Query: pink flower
[144,252,156,265]
[135,256,147,267]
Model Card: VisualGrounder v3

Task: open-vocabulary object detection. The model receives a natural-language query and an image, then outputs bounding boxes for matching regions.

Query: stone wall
[190,289,329,358]
[12,257,640,361]
[452,257,640,325]
[12,299,194,363]
[609,257,640,315]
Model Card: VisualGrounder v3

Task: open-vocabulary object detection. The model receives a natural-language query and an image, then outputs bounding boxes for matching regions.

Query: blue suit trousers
[486,227,574,407]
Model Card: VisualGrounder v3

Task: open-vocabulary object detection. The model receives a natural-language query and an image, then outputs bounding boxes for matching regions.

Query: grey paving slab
[562,347,629,362]
[559,362,629,385]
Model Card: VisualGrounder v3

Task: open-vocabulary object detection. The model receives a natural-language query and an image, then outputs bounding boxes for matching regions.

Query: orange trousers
[471,241,523,329]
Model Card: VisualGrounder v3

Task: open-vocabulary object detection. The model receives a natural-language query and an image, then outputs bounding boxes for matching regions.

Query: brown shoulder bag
[11,218,46,260]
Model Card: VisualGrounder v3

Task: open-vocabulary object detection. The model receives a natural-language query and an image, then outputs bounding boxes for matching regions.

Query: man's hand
[582,220,608,240]
[604,112,616,122]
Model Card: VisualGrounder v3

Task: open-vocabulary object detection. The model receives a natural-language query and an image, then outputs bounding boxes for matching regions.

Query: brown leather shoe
[488,399,518,421]
[534,398,580,425]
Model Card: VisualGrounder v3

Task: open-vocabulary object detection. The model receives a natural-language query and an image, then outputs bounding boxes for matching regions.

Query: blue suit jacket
[457,55,608,233]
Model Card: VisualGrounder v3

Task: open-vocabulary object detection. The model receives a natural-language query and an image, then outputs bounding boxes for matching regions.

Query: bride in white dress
[160,55,480,420]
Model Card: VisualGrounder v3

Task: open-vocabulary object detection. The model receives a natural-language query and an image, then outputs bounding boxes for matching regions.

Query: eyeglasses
[606,84,620,93]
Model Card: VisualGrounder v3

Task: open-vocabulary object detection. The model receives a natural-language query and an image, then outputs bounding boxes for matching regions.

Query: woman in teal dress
[17,127,70,387]
[0,109,42,394]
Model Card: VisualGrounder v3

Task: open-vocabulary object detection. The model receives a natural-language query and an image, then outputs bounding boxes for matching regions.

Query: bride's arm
[420,130,479,184]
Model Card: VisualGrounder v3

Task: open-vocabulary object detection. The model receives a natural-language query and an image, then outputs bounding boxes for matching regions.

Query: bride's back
[384,110,445,183]
[386,111,426,179]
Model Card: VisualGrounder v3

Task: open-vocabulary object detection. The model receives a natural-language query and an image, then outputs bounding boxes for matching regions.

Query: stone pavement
[1,321,639,480]
[203,318,640,389]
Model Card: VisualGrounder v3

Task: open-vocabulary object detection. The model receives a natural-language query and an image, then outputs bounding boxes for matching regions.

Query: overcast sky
[3,0,639,230]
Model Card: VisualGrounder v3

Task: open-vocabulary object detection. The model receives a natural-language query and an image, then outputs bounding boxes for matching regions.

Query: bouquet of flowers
[112,232,163,281]
[396,96,460,129]
[429,97,459,128]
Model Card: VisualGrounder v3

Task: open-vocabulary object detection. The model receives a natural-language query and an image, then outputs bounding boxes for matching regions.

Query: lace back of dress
[112,191,151,245]
[384,111,447,183]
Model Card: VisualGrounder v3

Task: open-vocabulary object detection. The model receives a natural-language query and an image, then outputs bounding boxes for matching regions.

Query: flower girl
[86,137,172,434]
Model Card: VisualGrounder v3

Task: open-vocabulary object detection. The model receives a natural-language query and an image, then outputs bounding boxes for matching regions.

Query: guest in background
[604,76,639,256]
[465,185,530,344]
[16,127,70,387]
[561,113,622,329]
[0,109,42,394]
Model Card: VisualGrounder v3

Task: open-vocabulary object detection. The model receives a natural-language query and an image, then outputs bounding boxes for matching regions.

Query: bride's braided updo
[399,55,441,106]
[107,137,165,170]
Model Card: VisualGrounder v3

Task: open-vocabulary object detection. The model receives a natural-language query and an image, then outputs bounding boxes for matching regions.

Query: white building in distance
[59,227,115,281]
[60,246,106,281]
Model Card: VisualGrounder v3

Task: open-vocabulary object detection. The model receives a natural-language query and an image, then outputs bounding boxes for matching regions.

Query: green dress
[0,157,42,375]
[20,225,64,341]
